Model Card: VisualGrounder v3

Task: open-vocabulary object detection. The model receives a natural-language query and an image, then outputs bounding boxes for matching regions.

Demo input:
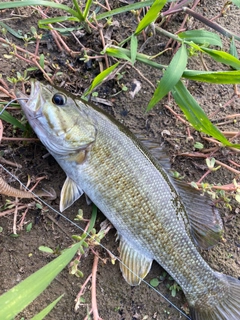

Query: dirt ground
[0,1,240,319]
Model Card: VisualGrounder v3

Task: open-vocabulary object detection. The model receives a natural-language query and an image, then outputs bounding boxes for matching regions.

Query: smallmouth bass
[16,81,240,320]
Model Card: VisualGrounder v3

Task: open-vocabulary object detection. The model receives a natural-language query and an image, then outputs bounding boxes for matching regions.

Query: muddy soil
[0,1,240,319]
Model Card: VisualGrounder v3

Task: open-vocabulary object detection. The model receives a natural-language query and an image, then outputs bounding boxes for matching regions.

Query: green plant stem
[154,26,180,42]
[72,0,84,21]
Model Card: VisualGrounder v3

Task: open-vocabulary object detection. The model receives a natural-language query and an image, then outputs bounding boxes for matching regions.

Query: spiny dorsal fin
[60,177,83,212]
[119,236,153,286]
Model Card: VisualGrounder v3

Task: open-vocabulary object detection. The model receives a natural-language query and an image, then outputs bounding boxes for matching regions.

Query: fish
[16,80,240,320]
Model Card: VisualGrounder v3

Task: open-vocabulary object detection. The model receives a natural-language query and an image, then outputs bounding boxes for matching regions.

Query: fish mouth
[15,80,48,119]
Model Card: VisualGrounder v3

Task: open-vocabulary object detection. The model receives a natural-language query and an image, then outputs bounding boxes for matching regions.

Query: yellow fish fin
[119,236,152,286]
[60,177,83,212]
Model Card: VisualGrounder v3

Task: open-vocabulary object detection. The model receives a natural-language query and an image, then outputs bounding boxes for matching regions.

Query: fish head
[16,80,96,157]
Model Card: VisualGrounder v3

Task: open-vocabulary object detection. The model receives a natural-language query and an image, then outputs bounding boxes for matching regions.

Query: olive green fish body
[16,81,240,320]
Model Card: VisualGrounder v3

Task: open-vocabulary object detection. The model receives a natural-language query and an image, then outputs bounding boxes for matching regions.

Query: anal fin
[60,177,83,212]
[119,236,153,286]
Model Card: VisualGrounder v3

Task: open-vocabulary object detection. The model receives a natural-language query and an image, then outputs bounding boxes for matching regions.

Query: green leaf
[26,223,32,232]
[39,54,45,69]
[178,30,222,47]
[135,0,167,35]
[147,44,188,110]
[201,47,240,70]
[183,70,240,83]
[130,35,138,64]
[83,62,120,97]
[105,46,240,83]
[0,242,81,319]
[171,81,240,149]
[38,16,79,28]
[96,1,155,21]
[0,1,80,19]
[105,47,132,62]
[83,0,93,20]
[31,295,64,320]
[232,0,240,7]
[39,246,54,254]
[229,37,239,60]
[0,106,27,131]
[150,278,160,287]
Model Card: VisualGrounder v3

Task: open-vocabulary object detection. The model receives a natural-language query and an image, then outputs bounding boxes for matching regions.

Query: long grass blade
[0,242,81,319]
[31,295,64,320]
[83,62,120,97]
[147,44,188,110]
[0,106,27,131]
[0,1,79,19]
[178,30,222,47]
[135,0,167,35]
[171,81,240,149]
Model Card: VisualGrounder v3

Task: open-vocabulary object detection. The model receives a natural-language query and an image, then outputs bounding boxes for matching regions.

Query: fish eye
[52,93,67,106]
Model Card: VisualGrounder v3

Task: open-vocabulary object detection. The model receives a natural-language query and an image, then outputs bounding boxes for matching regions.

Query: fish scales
[16,80,240,320]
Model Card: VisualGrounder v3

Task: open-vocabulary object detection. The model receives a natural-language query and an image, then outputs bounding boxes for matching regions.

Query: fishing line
[0,98,29,115]
[0,164,191,320]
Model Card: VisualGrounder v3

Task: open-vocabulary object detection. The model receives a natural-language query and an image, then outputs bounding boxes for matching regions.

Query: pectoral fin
[172,179,224,249]
[119,236,153,286]
[60,177,83,212]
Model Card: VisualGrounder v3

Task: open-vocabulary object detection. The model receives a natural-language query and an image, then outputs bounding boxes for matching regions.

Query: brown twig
[178,152,240,175]
[228,159,240,168]
[0,157,22,168]
[0,202,35,217]
[74,273,92,312]
[91,253,103,320]
[164,104,188,124]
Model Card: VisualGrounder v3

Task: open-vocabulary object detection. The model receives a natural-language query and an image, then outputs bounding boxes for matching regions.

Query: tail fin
[189,272,240,320]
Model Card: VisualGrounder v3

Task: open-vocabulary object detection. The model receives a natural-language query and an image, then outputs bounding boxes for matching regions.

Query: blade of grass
[147,44,188,110]
[83,62,120,98]
[83,0,93,20]
[130,35,138,65]
[171,81,240,149]
[38,16,80,29]
[178,30,222,47]
[135,0,167,35]
[232,0,240,8]
[229,37,239,60]
[31,295,64,320]
[0,242,82,320]
[105,46,240,83]
[0,1,80,19]
[95,1,155,21]
[0,106,27,131]
[183,70,240,83]
[72,0,84,21]
[201,47,240,70]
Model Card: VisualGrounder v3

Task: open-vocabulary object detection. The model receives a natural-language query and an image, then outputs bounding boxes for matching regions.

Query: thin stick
[91,253,102,320]
[164,104,188,124]
[13,202,18,234]
[0,157,22,168]
[0,203,35,217]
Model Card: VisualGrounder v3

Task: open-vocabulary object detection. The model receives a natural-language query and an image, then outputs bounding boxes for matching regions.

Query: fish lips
[15,80,45,120]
